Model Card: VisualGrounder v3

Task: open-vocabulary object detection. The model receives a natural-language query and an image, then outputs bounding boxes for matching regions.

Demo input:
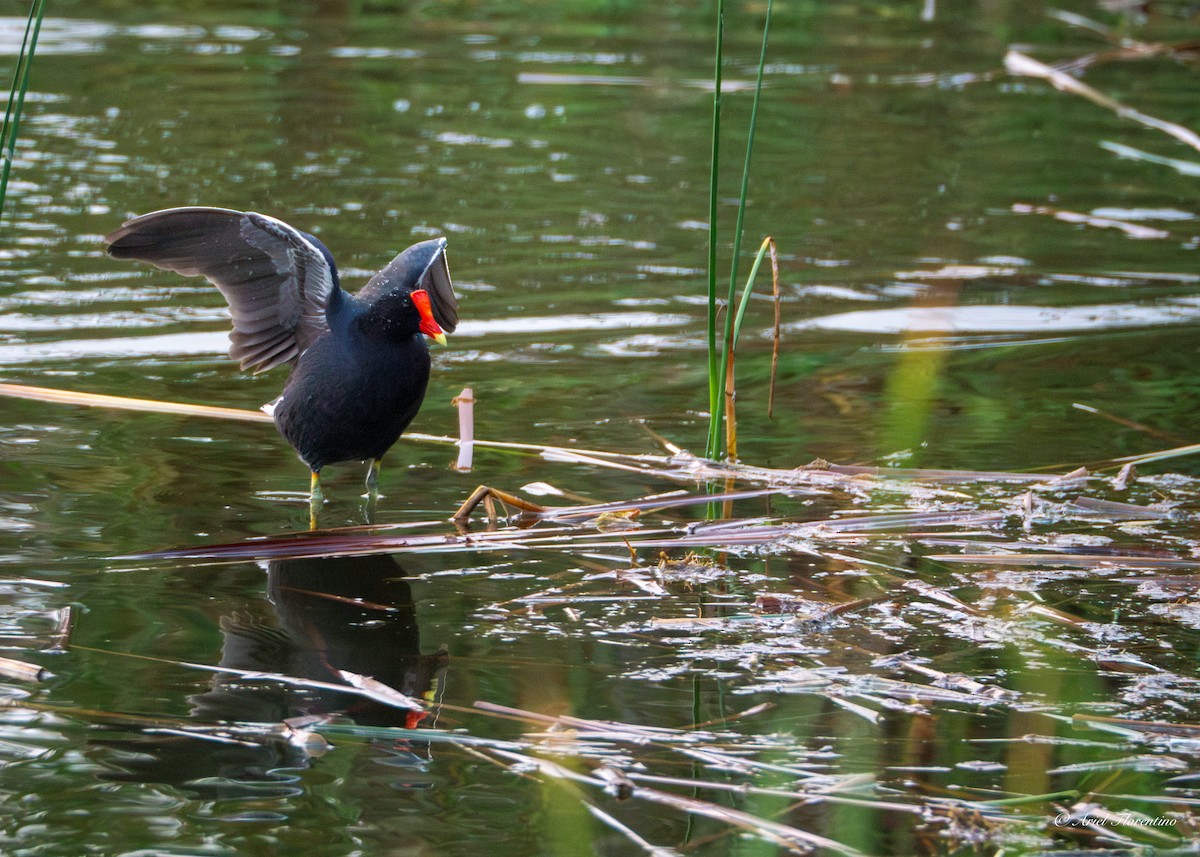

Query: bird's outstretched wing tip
[104,206,249,249]
[105,206,335,370]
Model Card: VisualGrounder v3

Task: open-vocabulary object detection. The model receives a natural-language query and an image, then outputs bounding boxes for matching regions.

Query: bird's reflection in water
[97,552,447,799]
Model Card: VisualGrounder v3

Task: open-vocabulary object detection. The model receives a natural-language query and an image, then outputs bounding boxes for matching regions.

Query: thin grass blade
[705,0,726,459]
[0,0,46,218]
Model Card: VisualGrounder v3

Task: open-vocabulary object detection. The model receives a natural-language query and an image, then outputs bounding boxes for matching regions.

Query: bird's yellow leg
[309,471,324,530]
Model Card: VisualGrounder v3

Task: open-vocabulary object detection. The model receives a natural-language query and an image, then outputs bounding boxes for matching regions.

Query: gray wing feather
[358,237,458,333]
[105,206,335,373]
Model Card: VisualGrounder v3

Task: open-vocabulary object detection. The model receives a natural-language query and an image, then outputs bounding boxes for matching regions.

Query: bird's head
[355,237,457,346]
[357,287,448,345]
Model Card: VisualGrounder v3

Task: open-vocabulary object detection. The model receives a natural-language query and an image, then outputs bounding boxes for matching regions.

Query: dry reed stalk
[768,237,781,418]
[0,382,272,423]
[452,387,475,471]
[1005,50,1200,153]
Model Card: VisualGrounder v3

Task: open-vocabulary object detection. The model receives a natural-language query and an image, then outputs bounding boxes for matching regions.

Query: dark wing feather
[357,237,458,333]
[105,206,336,373]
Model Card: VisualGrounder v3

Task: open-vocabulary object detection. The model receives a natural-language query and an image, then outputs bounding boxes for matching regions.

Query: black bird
[105,207,458,515]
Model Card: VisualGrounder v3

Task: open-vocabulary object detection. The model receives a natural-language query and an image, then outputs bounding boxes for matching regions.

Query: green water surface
[3,2,1200,855]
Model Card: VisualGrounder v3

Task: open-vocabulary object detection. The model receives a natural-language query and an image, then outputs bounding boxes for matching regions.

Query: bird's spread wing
[358,237,458,333]
[105,206,336,373]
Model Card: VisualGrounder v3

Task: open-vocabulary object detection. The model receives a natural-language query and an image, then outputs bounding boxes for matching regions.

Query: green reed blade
[721,237,775,460]
[729,237,773,354]
[0,3,37,155]
[0,0,46,219]
[708,0,773,461]
[705,0,726,460]
[725,0,774,333]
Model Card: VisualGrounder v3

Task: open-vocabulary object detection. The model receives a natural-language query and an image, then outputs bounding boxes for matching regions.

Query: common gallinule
[105,207,458,517]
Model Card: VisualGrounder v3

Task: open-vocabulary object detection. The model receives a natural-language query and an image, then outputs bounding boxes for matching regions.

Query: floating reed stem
[0,655,49,682]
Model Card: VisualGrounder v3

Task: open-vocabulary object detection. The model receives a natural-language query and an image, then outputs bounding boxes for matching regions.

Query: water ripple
[793,298,1200,335]
[0,312,693,365]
